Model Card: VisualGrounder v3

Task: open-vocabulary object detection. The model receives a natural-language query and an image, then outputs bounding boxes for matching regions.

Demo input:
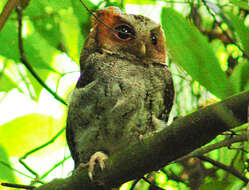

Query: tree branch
[34,90,248,189]
[198,155,248,183]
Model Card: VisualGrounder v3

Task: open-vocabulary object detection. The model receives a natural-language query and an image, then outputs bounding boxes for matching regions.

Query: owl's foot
[88,151,108,180]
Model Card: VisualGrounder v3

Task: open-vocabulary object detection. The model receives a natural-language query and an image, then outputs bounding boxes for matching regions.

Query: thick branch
[36,90,249,190]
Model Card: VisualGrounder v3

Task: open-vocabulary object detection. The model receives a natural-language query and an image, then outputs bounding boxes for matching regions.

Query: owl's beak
[139,43,146,56]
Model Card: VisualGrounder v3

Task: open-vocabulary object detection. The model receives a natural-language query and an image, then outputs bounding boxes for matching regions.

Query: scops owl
[66,6,174,178]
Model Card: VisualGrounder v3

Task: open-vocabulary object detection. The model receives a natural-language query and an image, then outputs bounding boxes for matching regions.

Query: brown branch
[198,155,249,183]
[34,90,248,190]
[0,0,19,32]
[16,6,67,106]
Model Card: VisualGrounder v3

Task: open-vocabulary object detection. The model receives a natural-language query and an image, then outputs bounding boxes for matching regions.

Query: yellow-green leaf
[0,145,16,182]
[0,114,65,156]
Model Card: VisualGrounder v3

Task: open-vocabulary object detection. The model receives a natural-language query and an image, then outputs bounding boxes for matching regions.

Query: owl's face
[87,7,166,64]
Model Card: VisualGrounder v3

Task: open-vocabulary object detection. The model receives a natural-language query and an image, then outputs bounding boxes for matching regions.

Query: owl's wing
[66,56,97,168]
[66,115,79,168]
[163,71,174,121]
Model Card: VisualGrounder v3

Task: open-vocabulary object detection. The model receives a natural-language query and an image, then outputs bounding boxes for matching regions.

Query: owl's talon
[139,134,144,142]
[99,160,105,171]
[88,151,108,180]
[88,171,93,181]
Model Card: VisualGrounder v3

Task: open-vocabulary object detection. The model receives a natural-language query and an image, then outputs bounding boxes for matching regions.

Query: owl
[66,6,174,179]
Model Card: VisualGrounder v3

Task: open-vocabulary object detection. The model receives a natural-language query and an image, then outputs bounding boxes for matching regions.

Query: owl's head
[84,6,166,64]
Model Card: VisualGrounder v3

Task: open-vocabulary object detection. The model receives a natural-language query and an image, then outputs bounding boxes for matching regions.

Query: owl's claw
[88,151,108,180]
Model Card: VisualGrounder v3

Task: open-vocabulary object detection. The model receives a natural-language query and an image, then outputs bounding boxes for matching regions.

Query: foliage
[0,0,248,189]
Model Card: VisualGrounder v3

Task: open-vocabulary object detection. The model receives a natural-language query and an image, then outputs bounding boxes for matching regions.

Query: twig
[223,150,241,181]
[16,6,67,106]
[1,183,35,189]
[198,155,249,183]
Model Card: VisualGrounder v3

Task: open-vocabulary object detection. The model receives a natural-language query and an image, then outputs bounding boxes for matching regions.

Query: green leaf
[70,0,95,61]
[0,19,56,71]
[0,72,19,92]
[0,19,59,100]
[0,114,65,157]
[230,0,249,11]
[23,23,62,100]
[24,0,72,49]
[200,181,230,190]
[71,0,95,24]
[59,9,81,62]
[161,7,235,99]
[230,60,249,92]
[24,29,59,71]
[0,20,19,61]
[0,145,16,182]
[245,78,249,90]
[225,12,249,55]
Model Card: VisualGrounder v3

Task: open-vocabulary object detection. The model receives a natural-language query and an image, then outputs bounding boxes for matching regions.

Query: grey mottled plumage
[66,6,174,174]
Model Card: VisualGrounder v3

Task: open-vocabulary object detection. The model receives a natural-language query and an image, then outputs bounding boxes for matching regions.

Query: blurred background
[0,0,248,189]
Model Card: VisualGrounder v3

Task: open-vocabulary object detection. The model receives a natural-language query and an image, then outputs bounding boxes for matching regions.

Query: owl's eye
[115,25,135,40]
[151,33,158,45]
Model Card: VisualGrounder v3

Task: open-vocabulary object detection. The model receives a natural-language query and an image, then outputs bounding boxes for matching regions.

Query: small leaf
[161,7,235,99]
[0,72,20,92]
[225,12,249,55]
[59,9,81,63]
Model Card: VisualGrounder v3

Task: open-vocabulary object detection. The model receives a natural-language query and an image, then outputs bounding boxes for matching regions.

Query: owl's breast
[68,52,174,157]
[83,52,173,122]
